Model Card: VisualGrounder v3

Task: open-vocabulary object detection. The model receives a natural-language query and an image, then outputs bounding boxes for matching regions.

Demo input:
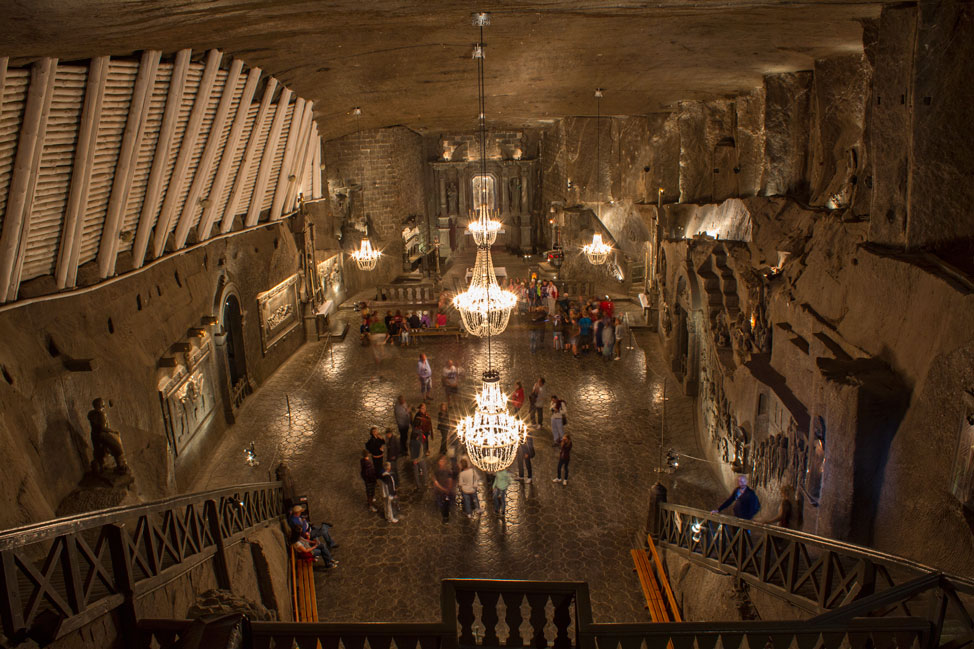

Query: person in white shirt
[458,459,484,517]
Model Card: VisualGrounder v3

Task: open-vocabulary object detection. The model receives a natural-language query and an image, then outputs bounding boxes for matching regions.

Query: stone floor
[194,262,722,624]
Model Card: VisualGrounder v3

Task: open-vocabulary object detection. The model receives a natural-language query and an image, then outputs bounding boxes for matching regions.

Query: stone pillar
[438,170,447,217]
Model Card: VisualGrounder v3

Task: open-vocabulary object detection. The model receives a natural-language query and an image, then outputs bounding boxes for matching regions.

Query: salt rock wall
[324,126,425,293]
[0,224,303,529]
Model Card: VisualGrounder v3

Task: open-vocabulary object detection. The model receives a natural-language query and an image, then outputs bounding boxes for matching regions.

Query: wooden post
[106,524,139,647]
[131,48,191,269]
[174,58,244,248]
[152,49,223,259]
[221,76,277,233]
[197,66,260,241]
[204,499,233,591]
[245,87,292,227]
[59,55,111,287]
[0,551,25,638]
[311,125,322,199]
[0,57,57,303]
[95,50,159,280]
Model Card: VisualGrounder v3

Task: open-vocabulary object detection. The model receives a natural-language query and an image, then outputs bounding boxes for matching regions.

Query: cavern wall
[0,222,305,529]
[324,126,425,293]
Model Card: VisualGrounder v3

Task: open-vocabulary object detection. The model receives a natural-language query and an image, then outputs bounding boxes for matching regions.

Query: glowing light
[583,233,612,265]
[457,370,527,472]
[452,248,517,337]
[351,238,381,271]
[467,205,502,247]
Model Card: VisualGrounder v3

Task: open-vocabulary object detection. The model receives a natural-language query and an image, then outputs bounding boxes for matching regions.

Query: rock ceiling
[2,1,890,140]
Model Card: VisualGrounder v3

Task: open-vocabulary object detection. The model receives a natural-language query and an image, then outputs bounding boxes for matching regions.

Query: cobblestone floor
[195,256,721,624]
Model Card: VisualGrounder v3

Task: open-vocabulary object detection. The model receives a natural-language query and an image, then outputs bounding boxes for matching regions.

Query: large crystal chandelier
[584,88,613,266]
[458,370,527,473]
[452,247,516,337]
[453,12,516,338]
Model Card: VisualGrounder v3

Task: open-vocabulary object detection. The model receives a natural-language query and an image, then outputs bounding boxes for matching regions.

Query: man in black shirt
[365,426,385,475]
[713,475,761,520]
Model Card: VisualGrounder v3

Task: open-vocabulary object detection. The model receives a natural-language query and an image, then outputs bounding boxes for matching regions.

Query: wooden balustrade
[0,482,283,642]
[375,284,438,305]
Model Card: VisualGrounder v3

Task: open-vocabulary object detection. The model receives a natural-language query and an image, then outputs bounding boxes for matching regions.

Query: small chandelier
[453,247,516,337]
[457,370,527,473]
[351,235,380,271]
[583,232,612,265]
[468,204,501,247]
[585,88,612,266]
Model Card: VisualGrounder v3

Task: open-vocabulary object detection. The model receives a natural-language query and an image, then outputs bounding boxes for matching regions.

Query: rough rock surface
[187,589,275,622]
[762,72,813,199]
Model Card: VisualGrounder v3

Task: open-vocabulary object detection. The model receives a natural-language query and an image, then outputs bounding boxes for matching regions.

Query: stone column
[438,170,447,217]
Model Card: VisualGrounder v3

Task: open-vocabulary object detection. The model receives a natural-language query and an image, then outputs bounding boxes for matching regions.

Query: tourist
[493,467,512,518]
[529,306,547,353]
[613,316,626,360]
[420,310,432,328]
[399,311,411,346]
[569,317,581,358]
[287,504,338,554]
[293,535,338,568]
[413,402,433,455]
[547,281,559,315]
[594,316,604,355]
[384,310,396,345]
[384,427,400,483]
[551,312,564,351]
[529,377,547,429]
[435,311,448,328]
[713,475,761,520]
[380,461,400,523]
[409,431,427,488]
[508,381,525,415]
[763,484,795,529]
[436,403,451,455]
[602,316,615,361]
[442,359,460,406]
[549,397,566,445]
[369,316,389,365]
[516,434,535,484]
[417,353,433,401]
[408,310,421,330]
[578,311,593,353]
[600,295,614,319]
[433,456,456,523]
[360,450,378,512]
[365,426,385,475]
[458,458,483,517]
[554,433,572,485]
[394,395,411,451]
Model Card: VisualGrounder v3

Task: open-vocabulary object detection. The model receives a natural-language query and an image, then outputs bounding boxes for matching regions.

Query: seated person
[293,534,338,568]
[288,504,338,550]
[435,311,448,328]
[420,310,432,328]
[408,311,422,330]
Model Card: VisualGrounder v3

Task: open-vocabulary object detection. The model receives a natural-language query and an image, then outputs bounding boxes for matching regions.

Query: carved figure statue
[88,398,129,474]
[713,310,730,347]
[447,181,459,215]
[662,305,672,336]
[509,176,522,213]
[777,435,789,482]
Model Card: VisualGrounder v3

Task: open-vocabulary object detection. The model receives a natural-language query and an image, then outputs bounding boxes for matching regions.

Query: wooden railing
[140,577,933,649]
[0,482,283,643]
[656,503,974,648]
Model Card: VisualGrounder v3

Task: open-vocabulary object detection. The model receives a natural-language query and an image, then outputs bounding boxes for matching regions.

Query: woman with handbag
[554,433,572,486]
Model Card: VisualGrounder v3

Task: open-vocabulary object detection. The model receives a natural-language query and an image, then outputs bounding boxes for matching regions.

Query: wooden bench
[290,545,319,622]
[409,327,464,344]
[631,535,681,623]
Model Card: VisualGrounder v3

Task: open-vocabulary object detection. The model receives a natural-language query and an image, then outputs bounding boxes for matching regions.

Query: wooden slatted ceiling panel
[260,100,293,213]
[21,65,86,280]
[139,61,202,253]
[189,71,244,233]
[117,63,172,253]
[168,67,227,239]
[236,100,270,219]
[214,100,257,226]
[0,70,30,238]
[301,134,315,199]
[78,60,137,266]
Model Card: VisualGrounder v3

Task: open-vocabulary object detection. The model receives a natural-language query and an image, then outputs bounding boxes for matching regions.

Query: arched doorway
[221,293,250,410]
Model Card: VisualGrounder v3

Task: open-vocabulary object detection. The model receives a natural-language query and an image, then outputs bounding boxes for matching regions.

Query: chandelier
[583,233,612,265]
[585,88,613,266]
[453,247,516,337]
[351,233,380,270]
[454,13,526,474]
[468,204,501,247]
[457,370,526,473]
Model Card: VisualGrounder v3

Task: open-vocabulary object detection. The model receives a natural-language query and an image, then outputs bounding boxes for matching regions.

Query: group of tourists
[288,503,341,569]
[358,301,449,347]
[356,368,576,525]
[515,286,629,360]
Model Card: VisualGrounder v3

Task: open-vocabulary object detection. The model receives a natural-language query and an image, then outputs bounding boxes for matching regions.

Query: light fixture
[583,88,613,265]
[457,370,527,473]
[349,107,381,272]
[452,247,516,338]
[454,12,525,474]
[351,230,380,271]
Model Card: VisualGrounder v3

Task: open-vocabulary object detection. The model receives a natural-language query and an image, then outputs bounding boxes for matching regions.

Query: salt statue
[88,398,129,474]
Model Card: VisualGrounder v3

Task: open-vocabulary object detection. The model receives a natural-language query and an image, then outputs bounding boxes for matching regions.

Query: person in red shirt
[508,381,525,415]
[599,296,614,319]
[435,311,448,328]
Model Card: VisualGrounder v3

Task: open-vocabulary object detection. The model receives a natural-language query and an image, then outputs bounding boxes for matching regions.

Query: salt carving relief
[160,343,216,456]
[257,274,300,353]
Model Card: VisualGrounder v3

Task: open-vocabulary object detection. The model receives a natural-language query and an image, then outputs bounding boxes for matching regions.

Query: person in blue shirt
[713,475,761,520]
